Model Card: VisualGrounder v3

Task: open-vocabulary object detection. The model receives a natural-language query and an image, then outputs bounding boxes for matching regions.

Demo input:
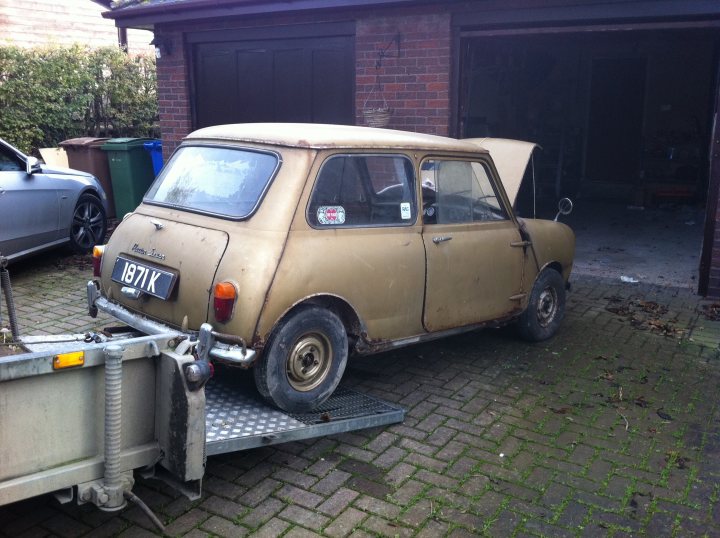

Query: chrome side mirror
[554,198,573,221]
[25,156,40,175]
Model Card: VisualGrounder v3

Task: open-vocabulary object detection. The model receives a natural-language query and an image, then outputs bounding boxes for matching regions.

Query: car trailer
[0,263,404,531]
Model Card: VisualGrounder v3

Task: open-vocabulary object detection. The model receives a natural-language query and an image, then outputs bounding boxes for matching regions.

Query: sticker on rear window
[317,206,346,225]
[400,202,411,220]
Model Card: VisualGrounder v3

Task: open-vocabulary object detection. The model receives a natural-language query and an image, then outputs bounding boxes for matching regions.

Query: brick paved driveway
[1,252,719,537]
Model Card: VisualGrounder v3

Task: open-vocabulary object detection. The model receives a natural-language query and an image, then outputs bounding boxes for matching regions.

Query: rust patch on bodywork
[356,311,521,355]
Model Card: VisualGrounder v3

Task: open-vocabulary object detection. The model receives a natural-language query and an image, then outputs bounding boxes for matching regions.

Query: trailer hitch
[183,323,215,391]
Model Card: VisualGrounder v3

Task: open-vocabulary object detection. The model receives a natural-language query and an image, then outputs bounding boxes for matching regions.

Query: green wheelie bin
[101,138,158,217]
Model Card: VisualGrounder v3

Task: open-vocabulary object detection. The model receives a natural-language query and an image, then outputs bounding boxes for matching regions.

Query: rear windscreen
[144,145,279,218]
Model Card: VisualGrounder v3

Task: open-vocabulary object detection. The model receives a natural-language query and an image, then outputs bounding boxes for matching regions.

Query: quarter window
[421,159,507,224]
[308,155,416,227]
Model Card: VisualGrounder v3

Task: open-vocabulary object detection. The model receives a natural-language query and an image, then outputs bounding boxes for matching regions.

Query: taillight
[214,281,237,323]
[92,245,105,277]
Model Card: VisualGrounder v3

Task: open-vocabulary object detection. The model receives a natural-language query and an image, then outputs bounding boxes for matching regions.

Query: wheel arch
[260,293,365,354]
[79,187,102,200]
[77,187,106,211]
[540,261,564,277]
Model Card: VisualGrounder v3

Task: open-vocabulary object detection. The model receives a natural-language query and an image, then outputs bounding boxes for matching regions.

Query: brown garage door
[193,36,354,128]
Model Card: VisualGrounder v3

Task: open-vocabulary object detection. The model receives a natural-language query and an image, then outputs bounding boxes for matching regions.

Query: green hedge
[0,45,157,154]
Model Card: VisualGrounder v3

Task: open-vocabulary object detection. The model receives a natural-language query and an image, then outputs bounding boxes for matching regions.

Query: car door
[0,145,60,257]
[268,152,427,341]
[421,157,526,332]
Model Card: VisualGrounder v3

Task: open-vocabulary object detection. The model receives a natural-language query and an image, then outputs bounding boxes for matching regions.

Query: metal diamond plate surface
[286,387,401,424]
[205,381,306,443]
[204,377,405,456]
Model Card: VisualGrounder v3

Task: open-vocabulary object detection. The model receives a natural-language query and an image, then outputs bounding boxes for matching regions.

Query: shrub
[0,45,157,154]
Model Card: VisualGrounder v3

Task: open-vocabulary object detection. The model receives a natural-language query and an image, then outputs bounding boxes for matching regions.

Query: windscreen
[144,145,279,218]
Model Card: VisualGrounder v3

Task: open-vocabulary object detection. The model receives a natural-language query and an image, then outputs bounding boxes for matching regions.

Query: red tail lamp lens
[92,245,105,277]
[214,282,237,323]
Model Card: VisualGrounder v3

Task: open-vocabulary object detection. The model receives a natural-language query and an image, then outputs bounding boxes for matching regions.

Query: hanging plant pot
[362,107,393,128]
[363,80,392,128]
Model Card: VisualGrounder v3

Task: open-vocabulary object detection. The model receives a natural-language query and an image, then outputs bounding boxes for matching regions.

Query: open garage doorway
[459,28,719,290]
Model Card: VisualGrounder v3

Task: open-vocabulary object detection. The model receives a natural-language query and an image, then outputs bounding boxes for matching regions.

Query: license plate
[111,256,177,300]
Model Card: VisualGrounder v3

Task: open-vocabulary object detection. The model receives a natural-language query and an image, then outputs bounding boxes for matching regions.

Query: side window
[0,146,23,172]
[308,154,416,227]
[421,159,508,224]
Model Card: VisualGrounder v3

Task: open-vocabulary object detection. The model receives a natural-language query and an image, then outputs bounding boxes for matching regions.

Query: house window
[308,154,416,227]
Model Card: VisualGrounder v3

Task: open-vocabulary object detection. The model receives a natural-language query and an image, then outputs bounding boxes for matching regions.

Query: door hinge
[511,240,532,248]
[509,293,527,301]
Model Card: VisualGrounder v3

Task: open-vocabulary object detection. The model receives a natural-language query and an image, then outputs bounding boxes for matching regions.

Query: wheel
[517,268,566,342]
[70,194,107,253]
[254,306,348,412]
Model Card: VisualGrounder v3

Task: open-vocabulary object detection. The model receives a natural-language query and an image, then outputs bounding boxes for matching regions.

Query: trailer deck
[206,380,404,456]
[1,333,405,512]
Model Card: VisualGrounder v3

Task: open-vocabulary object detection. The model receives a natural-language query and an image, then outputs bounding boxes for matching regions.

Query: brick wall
[155,31,192,160]
[0,0,152,54]
[154,9,453,156]
[356,13,451,136]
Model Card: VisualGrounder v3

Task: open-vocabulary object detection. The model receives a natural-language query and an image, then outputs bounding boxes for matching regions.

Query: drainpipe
[118,28,128,52]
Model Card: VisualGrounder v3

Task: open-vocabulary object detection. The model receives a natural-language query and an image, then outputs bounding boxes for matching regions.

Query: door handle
[432,236,452,244]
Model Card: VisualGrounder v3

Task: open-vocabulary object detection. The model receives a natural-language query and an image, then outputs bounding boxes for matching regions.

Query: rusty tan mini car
[88,124,575,412]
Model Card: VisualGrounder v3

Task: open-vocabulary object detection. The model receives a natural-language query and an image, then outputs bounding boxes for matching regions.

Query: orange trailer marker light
[53,351,85,369]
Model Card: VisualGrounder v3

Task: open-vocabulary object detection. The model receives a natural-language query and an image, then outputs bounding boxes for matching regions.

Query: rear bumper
[87,280,256,366]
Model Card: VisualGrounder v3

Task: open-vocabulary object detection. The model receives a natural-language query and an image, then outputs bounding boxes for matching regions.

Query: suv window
[145,145,279,219]
[421,159,507,224]
[0,145,23,172]
[308,154,416,227]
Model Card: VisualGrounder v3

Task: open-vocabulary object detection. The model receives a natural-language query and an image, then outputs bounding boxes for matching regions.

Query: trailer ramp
[206,378,404,456]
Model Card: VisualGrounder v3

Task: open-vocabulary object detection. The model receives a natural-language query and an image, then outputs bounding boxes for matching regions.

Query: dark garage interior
[460,28,718,288]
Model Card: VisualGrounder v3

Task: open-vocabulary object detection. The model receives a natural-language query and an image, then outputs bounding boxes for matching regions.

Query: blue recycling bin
[143,140,163,176]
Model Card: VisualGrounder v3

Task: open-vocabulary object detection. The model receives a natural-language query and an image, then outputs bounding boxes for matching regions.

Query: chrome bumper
[87,280,256,366]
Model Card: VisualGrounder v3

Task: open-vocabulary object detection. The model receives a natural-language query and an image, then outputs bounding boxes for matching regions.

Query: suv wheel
[70,194,107,253]
[254,306,348,413]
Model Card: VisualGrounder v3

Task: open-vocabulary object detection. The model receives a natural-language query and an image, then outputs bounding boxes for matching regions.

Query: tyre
[254,306,348,413]
[70,194,107,253]
[517,268,566,342]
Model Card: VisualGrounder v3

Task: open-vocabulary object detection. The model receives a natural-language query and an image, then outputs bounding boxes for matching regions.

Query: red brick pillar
[155,31,192,160]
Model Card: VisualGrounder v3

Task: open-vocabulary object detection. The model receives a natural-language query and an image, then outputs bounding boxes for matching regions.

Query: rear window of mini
[144,144,280,219]
[307,154,417,228]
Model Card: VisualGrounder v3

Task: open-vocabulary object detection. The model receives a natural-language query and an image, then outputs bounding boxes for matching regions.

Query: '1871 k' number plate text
[111,256,177,299]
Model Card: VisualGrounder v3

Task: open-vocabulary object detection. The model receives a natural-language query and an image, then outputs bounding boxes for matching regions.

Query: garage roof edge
[102,0,433,23]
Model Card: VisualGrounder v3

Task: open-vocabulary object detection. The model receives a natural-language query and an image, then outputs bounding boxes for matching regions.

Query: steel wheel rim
[536,286,558,328]
[286,332,332,392]
[71,200,104,250]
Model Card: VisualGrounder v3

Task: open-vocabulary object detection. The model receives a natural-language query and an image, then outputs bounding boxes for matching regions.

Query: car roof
[187,123,489,153]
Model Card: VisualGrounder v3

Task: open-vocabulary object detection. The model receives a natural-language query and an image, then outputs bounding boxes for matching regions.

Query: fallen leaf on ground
[700,303,720,321]
[598,370,615,381]
[635,300,669,315]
